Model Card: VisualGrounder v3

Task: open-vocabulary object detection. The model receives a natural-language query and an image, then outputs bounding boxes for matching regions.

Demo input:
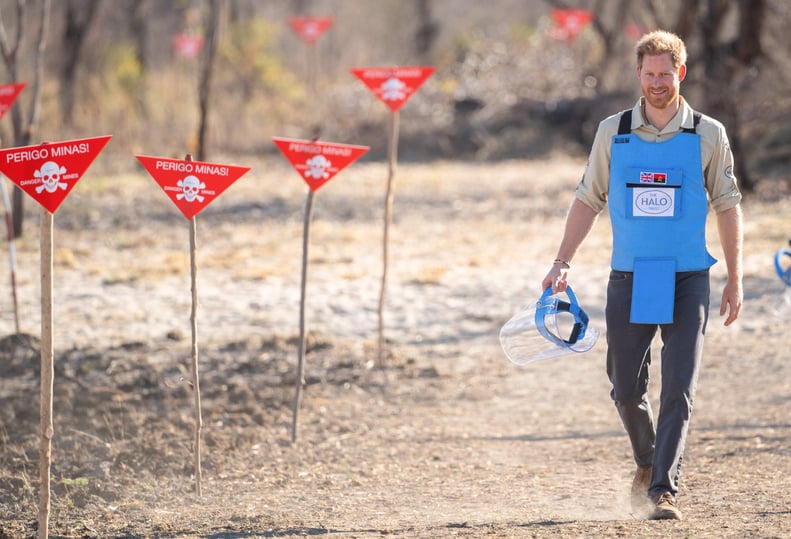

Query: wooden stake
[292,189,315,443]
[307,41,318,103]
[189,214,203,496]
[378,110,400,365]
[38,209,53,539]
[185,154,203,497]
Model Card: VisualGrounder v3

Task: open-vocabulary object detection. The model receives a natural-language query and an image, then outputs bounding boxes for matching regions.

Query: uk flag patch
[640,171,667,184]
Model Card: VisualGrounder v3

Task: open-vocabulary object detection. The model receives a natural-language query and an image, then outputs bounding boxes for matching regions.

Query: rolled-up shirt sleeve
[574,115,617,214]
[701,120,742,213]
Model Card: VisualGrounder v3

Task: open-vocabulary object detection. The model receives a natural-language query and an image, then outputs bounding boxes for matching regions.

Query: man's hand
[716,205,743,326]
[541,264,569,294]
[720,279,743,326]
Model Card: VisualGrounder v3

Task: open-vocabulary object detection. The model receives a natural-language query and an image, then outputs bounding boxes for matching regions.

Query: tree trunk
[415,0,438,58]
[129,0,149,116]
[130,0,149,74]
[196,0,222,162]
[735,0,765,63]
[60,0,101,126]
[697,0,763,192]
[673,0,700,39]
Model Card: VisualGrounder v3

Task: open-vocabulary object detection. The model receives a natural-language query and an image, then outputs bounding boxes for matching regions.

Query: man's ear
[678,64,687,82]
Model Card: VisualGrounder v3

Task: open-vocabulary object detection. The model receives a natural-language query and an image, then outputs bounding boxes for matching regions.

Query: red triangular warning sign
[171,33,204,59]
[350,66,435,112]
[136,155,251,220]
[0,82,25,123]
[288,16,334,43]
[548,9,593,42]
[272,137,369,192]
[0,135,112,214]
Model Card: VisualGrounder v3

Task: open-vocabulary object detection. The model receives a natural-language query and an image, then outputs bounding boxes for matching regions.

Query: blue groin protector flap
[630,257,676,324]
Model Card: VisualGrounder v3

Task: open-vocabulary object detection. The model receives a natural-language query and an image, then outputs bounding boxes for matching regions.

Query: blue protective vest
[609,110,716,272]
[608,110,716,323]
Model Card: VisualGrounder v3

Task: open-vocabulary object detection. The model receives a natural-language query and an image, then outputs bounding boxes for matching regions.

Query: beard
[643,84,678,110]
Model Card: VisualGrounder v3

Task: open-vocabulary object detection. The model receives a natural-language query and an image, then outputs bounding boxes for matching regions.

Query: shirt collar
[632,96,695,134]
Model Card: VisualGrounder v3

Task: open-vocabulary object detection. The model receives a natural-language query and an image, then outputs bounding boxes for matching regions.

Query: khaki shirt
[575,97,742,214]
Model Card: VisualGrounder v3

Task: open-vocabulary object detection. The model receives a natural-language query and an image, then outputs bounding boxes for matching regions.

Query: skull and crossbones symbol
[381,77,407,101]
[176,175,205,202]
[34,161,68,193]
[304,155,331,180]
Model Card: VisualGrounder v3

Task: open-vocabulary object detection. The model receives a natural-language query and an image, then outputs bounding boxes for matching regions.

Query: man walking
[541,30,743,520]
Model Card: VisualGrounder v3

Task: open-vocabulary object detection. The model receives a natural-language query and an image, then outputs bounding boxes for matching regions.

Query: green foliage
[219,17,302,100]
[56,475,89,488]
[510,22,538,45]
[205,16,309,152]
[109,45,145,98]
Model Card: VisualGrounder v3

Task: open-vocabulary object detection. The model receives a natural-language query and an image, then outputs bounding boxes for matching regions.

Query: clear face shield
[500,286,600,366]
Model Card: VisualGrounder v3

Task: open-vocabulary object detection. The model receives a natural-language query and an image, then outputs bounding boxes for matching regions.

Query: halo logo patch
[633,188,675,217]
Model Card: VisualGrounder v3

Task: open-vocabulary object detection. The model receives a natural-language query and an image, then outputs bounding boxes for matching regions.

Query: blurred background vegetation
[0,0,788,197]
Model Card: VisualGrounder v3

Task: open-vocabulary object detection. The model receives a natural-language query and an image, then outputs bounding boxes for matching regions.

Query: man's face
[638,53,686,111]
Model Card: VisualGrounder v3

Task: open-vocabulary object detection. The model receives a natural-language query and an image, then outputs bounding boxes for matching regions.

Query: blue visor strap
[775,248,791,286]
[534,286,589,346]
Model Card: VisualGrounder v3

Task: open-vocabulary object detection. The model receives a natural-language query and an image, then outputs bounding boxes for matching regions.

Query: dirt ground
[0,155,789,538]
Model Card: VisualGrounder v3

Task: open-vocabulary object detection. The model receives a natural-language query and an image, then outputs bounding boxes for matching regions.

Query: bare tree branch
[0,1,24,65]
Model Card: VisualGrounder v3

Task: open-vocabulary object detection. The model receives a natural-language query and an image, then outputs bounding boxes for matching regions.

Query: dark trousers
[605,269,710,497]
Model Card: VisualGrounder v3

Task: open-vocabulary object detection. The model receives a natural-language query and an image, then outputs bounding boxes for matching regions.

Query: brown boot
[630,466,652,515]
[650,491,682,520]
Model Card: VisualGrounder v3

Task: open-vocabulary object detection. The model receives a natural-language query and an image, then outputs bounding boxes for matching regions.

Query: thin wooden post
[377,110,400,365]
[307,41,318,102]
[189,215,203,496]
[185,153,203,497]
[38,209,53,539]
[292,189,315,443]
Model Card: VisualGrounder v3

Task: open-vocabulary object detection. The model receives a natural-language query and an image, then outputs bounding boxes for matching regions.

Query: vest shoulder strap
[617,109,702,135]
[681,112,702,134]
[617,109,632,135]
